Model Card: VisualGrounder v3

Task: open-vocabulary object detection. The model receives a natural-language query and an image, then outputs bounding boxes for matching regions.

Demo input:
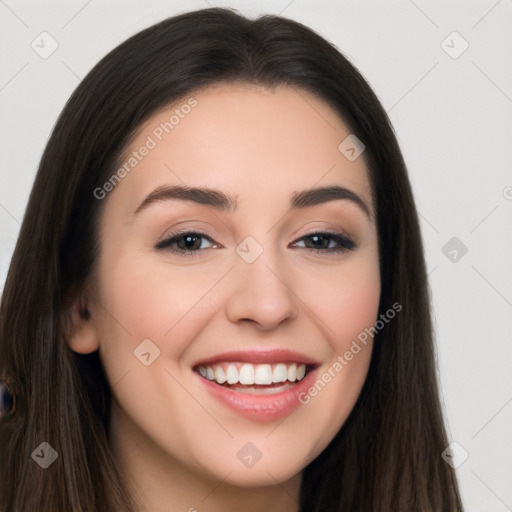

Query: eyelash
[155,229,356,256]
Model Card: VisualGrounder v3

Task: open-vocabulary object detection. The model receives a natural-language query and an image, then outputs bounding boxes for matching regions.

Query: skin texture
[68,83,381,512]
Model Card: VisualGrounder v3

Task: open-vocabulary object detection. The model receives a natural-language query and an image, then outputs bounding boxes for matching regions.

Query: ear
[65,289,100,354]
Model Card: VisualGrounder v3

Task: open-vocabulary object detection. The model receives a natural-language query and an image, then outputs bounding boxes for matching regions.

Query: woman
[0,7,463,511]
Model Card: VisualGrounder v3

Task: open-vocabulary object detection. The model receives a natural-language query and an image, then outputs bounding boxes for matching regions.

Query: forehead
[109,83,373,218]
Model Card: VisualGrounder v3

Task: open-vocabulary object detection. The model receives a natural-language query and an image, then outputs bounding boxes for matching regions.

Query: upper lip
[192,349,320,368]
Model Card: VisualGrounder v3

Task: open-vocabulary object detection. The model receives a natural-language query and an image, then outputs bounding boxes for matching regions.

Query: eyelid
[155,228,217,251]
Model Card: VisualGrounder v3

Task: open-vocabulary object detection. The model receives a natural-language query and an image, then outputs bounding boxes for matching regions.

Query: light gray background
[1,1,511,510]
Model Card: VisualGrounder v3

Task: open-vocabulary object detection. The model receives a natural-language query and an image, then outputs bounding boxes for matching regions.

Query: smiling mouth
[194,362,315,395]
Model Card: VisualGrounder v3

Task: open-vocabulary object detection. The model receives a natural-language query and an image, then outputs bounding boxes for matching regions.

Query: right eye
[155,231,218,256]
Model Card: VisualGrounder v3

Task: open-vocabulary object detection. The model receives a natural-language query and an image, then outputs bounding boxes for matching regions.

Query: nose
[225,247,299,331]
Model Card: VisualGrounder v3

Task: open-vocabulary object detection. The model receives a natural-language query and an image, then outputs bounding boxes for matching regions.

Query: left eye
[155,230,356,256]
[292,232,356,252]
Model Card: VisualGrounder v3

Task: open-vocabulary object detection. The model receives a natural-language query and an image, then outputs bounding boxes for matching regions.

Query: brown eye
[155,231,215,255]
[292,232,356,253]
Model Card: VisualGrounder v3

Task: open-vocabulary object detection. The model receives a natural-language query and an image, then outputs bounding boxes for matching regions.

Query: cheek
[296,250,380,442]
[96,250,213,339]
[313,250,381,347]
[92,249,231,390]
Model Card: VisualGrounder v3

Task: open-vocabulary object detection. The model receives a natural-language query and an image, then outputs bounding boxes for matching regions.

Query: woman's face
[81,83,380,487]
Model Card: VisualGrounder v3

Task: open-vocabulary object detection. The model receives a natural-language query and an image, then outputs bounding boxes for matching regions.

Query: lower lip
[196,368,318,423]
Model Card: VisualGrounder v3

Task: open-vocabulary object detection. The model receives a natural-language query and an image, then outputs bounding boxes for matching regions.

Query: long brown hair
[0,7,463,511]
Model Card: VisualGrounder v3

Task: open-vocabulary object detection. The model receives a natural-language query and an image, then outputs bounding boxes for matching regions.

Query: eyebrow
[133,184,372,218]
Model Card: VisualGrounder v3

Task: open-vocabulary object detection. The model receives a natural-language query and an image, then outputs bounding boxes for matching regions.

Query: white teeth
[226,365,238,384]
[239,364,255,385]
[197,362,308,386]
[287,363,297,382]
[214,366,227,384]
[272,363,288,383]
[254,364,272,385]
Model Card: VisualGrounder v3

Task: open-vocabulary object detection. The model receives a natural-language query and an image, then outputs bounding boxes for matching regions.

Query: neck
[108,399,302,512]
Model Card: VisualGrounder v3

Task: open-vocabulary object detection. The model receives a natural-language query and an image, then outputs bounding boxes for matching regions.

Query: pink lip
[195,366,319,423]
[192,348,320,367]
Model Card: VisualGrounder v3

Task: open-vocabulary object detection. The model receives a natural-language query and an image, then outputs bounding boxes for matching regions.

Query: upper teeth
[197,362,307,385]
